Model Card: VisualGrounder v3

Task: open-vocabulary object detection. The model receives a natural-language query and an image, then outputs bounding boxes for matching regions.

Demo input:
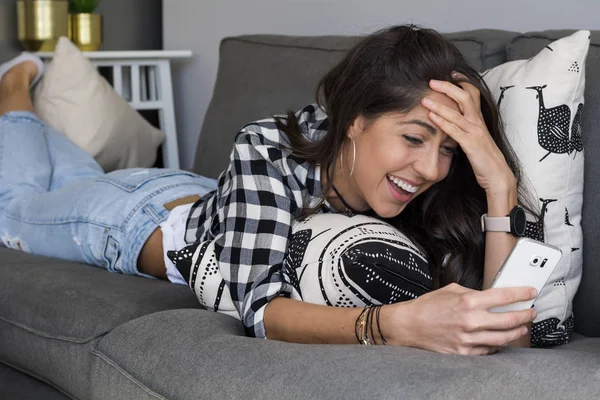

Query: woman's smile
[387,174,417,203]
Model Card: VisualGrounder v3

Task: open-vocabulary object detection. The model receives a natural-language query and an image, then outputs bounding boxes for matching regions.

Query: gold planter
[69,13,103,51]
[17,0,70,52]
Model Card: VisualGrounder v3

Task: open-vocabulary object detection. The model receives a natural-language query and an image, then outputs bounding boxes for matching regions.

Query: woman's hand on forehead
[450,72,482,114]
[420,76,515,193]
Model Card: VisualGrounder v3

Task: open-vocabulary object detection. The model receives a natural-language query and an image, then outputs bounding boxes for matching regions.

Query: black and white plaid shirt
[167,104,333,338]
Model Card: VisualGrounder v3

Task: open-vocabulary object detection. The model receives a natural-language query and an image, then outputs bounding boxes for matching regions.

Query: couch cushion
[193,30,519,179]
[507,30,600,338]
[0,248,202,399]
[0,362,69,400]
[92,309,600,400]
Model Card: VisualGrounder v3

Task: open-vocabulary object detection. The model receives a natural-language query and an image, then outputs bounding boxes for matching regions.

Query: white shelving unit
[36,50,193,170]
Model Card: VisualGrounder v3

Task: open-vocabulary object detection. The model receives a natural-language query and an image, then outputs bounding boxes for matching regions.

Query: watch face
[513,206,527,236]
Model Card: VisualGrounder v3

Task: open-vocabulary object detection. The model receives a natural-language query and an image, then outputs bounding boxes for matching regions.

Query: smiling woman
[0,24,540,356]
[274,26,537,291]
[336,91,461,218]
[257,24,540,352]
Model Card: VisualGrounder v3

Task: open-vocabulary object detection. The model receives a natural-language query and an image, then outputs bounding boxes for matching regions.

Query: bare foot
[1,61,39,87]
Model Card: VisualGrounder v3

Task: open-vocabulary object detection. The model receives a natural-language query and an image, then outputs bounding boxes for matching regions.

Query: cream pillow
[33,37,165,172]
[483,30,590,347]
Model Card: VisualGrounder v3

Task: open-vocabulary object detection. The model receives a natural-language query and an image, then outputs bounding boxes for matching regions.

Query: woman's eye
[403,135,422,145]
[441,146,459,156]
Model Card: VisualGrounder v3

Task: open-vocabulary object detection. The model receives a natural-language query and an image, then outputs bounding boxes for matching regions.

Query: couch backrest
[193,29,599,337]
[194,30,518,179]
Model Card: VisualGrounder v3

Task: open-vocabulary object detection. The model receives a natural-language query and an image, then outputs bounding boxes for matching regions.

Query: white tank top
[160,203,194,285]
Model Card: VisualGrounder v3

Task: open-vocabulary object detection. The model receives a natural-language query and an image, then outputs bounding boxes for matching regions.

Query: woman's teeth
[388,175,419,193]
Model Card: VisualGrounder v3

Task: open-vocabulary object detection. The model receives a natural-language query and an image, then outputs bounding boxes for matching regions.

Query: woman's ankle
[0,62,38,88]
[0,74,36,116]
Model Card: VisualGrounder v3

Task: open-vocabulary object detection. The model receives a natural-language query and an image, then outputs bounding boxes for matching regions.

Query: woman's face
[348,91,461,218]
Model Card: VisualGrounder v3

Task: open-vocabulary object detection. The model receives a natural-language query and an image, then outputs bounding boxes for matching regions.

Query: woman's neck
[321,160,368,214]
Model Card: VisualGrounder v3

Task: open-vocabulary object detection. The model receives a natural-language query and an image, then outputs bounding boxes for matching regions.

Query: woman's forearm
[482,182,518,290]
[264,297,404,345]
[483,182,531,347]
[264,297,365,344]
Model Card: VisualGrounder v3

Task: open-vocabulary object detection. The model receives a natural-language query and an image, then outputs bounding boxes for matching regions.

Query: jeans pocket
[96,168,199,193]
[103,234,120,273]
[84,225,121,272]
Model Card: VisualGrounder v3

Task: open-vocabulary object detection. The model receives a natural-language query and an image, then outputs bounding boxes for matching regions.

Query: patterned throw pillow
[285,213,432,306]
[482,30,590,347]
[176,213,431,318]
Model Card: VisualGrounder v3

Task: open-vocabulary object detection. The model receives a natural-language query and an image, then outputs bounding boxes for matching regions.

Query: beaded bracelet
[355,305,372,345]
[354,304,388,346]
[376,305,387,345]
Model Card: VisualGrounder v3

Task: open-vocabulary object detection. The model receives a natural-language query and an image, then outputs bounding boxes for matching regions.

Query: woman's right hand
[381,283,538,355]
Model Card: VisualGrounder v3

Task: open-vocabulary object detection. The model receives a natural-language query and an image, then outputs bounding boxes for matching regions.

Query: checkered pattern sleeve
[171,123,317,338]
[220,128,305,338]
[168,104,328,338]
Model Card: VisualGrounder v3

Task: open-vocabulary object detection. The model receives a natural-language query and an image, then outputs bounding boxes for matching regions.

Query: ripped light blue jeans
[0,112,217,277]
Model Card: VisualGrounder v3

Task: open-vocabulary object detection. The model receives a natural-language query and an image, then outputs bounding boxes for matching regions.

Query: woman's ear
[348,115,367,138]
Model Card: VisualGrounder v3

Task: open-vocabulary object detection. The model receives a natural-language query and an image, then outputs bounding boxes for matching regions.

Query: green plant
[69,0,101,14]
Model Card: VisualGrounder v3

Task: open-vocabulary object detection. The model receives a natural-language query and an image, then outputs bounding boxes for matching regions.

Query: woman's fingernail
[532,309,538,319]
[531,288,538,298]
[430,79,441,86]
[522,327,528,335]
[422,98,434,107]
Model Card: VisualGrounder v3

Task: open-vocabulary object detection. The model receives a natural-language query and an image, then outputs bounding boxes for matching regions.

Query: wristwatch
[481,205,527,237]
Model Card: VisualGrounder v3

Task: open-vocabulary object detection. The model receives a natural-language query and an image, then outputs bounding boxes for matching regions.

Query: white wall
[164,0,600,171]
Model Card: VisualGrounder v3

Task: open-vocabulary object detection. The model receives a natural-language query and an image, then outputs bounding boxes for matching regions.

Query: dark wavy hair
[276,25,537,290]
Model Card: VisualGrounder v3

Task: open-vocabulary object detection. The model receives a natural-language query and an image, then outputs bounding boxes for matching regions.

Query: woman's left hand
[421,76,515,195]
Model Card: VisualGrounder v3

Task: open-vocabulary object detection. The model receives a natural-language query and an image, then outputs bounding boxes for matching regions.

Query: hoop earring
[340,136,356,178]
[349,136,356,178]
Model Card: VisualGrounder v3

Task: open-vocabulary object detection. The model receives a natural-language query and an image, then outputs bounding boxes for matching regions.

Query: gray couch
[1,29,600,400]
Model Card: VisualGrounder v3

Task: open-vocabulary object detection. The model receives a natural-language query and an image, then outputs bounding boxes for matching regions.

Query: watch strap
[480,214,511,233]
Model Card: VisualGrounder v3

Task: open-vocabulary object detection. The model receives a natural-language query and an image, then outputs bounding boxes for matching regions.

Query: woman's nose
[413,150,439,182]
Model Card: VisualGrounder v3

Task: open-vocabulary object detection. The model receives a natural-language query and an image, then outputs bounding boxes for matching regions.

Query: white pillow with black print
[284,213,432,307]
[482,30,590,347]
[174,213,431,318]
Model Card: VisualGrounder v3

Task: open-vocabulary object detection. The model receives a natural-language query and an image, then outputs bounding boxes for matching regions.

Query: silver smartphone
[489,238,562,313]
